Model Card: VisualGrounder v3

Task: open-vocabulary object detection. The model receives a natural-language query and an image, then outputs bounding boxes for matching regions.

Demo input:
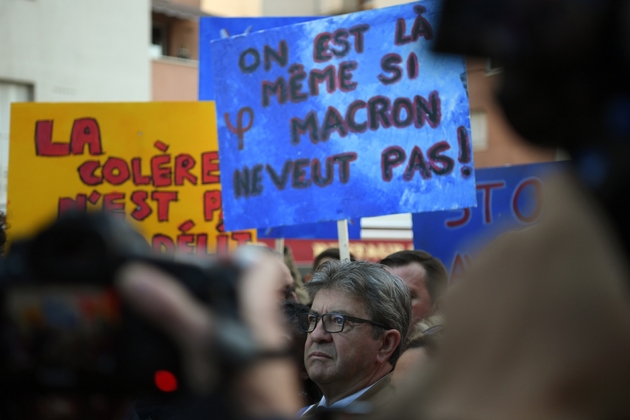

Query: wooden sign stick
[337,219,350,261]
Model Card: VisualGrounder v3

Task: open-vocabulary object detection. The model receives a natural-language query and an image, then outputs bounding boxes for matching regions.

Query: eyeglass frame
[297,312,391,334]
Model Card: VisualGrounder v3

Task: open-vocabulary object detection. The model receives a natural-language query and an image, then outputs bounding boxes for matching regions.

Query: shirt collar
[300,374,390,417]
[319,374,387,409]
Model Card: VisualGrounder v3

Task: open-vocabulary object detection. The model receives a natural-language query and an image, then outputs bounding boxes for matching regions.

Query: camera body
[0,212,242,397]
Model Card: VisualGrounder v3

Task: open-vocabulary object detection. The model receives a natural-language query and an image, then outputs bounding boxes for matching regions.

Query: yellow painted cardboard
[7,102,256,254]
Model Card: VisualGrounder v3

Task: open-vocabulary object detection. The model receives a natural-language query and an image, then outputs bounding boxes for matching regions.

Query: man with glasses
[299,260,412,417]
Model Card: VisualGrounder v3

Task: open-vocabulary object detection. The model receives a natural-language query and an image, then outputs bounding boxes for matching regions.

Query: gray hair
[304,260,412,366]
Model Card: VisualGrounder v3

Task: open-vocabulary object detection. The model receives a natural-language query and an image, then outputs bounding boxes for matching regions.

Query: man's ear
[376,329,401,364]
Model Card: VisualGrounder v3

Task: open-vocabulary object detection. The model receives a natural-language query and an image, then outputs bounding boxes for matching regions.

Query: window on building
[151,23,168,58]
[0,81,34,212]
[470,110,489,151]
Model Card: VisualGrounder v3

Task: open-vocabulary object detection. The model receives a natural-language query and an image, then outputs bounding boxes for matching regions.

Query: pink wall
[152,59,198,101]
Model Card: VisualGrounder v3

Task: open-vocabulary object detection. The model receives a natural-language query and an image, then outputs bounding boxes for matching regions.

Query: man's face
[305,288,383,392]
[387,262,434,325]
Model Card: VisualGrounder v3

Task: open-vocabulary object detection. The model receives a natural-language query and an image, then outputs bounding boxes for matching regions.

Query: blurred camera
[0,212,243,398]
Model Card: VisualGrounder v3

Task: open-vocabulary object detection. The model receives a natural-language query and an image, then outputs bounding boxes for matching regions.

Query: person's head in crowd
[304,248,356,284]
[312,248,356,271]
[301,260,411,409]
[380,250,448,326]
[282,300,323,406]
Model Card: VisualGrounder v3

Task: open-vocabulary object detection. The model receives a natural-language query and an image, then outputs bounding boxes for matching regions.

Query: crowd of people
[119,246,449,420]
[0,215,451,419]
[5,227,628,420]
[122,231,630,420]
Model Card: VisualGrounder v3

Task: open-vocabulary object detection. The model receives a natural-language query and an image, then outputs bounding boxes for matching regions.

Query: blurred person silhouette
[372,1,630,419]
[129,244,299,419]
[119,251,303,420]
[0,225,302,420]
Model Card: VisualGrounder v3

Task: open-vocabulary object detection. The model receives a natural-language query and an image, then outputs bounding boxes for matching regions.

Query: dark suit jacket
[301,372,396,418]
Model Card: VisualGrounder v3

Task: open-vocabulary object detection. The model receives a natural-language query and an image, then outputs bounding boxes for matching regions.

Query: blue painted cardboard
[199,15,358,239]
[412,162,569,281]
[257,218,361,239]
[211,1,475,231]
[200,17,319,100]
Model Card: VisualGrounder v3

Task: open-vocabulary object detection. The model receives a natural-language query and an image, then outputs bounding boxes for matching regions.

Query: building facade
[0,0,151,212]
[151,0,207,101]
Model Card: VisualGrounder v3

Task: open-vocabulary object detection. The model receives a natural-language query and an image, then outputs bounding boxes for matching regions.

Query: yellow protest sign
[7,102,255,254]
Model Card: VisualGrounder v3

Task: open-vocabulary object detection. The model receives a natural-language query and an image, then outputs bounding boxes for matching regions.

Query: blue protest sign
[257,218,361,239]
[412,162,568,282]
[200,16,318,100]
[211,1,475,231]
[199,16,356,239]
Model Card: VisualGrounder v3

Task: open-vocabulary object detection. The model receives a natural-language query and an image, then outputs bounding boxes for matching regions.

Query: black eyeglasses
[297,312,390,334]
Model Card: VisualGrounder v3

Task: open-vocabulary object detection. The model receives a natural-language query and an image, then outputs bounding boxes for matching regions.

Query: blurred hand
[117,262,217,393]
[117,252,301,418]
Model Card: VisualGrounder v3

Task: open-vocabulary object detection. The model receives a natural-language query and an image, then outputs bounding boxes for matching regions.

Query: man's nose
[309,318,332,342]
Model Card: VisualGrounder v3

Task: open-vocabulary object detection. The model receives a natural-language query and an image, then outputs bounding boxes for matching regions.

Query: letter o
[102,157,130,185]
[392,98,414,128]
[239,48,261,74]
[512,178,543,223]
